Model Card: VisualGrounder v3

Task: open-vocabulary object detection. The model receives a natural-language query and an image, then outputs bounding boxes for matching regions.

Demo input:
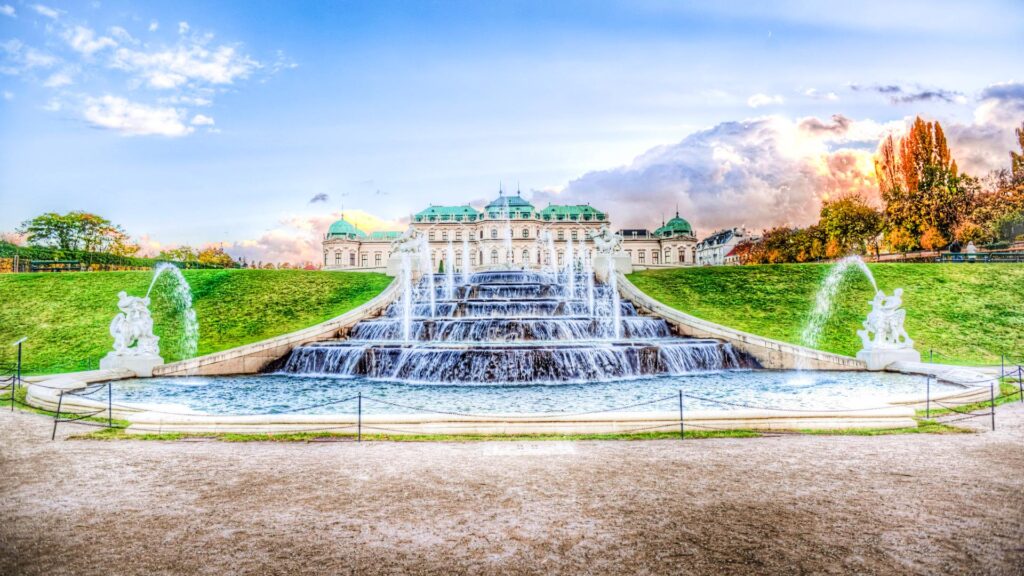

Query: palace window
[571,230,578,241]
[455,231,462,241]
[522,249,530,262]
[491,228,498,239]
[442,231,448,241]
[491,250,498,264]
[350,253,356,266]
[678,248,685,263]
[456,253,462,267]
[429,231,436,241]
[652,250,660,264]
[557,230,564,240]
[638,250,646,263]
[335,252,342,265]
[522,228,529,239]
[361,254,368,267]
[375,253,382,266]
[664,249,670,263]
[557,251,564,266]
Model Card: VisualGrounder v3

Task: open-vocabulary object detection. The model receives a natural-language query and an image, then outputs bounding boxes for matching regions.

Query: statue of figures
[101,290,164,376]
[391,225,422,254]
[589,224,623,255]
[857,288,914,350]
[109,291,160,356]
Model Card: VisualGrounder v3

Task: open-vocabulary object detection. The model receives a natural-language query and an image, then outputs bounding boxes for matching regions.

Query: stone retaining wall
[152,278,400,376]
[617,272,865,370]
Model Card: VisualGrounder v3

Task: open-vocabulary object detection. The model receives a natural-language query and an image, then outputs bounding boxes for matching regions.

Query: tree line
[736,120,1024,264]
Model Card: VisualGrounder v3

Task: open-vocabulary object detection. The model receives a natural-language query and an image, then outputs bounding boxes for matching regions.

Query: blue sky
[1,1,1022,262]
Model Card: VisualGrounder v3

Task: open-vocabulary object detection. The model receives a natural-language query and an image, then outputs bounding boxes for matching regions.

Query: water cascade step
[277,269,757,383]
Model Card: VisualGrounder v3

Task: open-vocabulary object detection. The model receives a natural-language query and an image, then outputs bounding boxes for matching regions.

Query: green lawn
[628,263,1024,365]
[0,269,393,374]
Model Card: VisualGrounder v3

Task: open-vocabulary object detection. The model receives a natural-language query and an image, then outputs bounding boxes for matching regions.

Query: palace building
[322,191,698,271]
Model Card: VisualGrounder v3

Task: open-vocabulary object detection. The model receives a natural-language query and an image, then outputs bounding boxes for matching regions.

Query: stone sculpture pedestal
[856,347,920,371]
[100,353,164,377]
[593,253,633,281]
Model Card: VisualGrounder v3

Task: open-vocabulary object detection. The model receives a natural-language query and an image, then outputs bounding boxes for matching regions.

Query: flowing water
[279,269,756,384]
[147,262,199,359]
[801,256,878,353]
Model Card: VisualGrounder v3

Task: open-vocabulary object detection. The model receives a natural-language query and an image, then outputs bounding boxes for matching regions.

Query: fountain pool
[108,370,953,416]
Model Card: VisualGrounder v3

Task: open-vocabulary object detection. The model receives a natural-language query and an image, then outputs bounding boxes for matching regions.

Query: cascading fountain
[545,232,556,275]
[461,236,473,285]
[584,245,596,316]
[565,237,576,299]
[445,240,456,300]
[280,263,755,383]
[416,235,436,318]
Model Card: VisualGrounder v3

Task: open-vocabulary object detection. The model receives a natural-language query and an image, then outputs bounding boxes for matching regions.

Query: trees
[197,246,236,268]
[819,195,883,255]
[875,117,973,250]
[18,211,139,255]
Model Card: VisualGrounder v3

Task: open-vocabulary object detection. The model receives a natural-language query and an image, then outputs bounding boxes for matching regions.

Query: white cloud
[0,40,59,74]
[804,88,839,101]
[65,25,117,55]
[534,115,887,235]
[190,113,214,126]
[2,90,12,100]
[43,70,73,87]
[109,26,135,45]
[148,20,159,32]
[747,93,785,108]
[112,41,259,89]
[226,210,404,264]
[0,5,15,17]
[178,21,190,35]
[82,95,193,137]
[42,97,61,111]
[945,81,1024,175]
[30,3,60,19]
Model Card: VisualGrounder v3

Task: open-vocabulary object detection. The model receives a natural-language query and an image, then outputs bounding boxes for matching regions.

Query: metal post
[357,392,362,443]
[1000,354,1004,380]
[51,391,63,441]
[929,349,933,364]
[925,375,931,419]
[107,381,113,428]
[1018,366,1022,404]
[990,381,996,432]
[678,389,685,440]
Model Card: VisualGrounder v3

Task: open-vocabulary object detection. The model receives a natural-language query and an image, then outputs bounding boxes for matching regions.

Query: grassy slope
[0,269,392,374]
[628,264,1024,365]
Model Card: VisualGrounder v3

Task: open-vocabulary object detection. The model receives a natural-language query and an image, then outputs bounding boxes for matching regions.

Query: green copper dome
[654,212,693,238]
[327,216,367,239]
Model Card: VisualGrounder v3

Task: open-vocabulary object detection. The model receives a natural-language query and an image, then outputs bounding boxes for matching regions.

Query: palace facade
[322,192,698,271]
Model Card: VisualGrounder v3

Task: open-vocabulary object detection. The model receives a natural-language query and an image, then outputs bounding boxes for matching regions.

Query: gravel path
[1,405,1022,575]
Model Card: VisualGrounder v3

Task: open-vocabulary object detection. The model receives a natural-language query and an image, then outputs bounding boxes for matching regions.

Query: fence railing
[936,251,1024,263]
[32,362,1022,440]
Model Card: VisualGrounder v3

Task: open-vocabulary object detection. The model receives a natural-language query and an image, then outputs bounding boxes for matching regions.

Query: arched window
[491,249,498,264]
[678,248,685,263]
[522,249,530,262]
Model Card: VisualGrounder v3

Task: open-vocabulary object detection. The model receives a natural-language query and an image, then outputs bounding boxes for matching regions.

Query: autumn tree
[818,195,883,256]
[18,211,139,254]
[197,246,236,268]
[158,246,199,262]
[875,117,973,250]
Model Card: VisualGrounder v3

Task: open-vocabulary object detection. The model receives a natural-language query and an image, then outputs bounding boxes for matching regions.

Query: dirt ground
[1,405,1022,576]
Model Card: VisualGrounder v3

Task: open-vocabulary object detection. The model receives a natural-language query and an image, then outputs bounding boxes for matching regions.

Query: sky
[1,0,1022,263]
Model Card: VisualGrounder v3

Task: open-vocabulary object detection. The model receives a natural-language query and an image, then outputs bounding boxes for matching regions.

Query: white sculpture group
[855,288,920,370]
[857,289,913,349]
[99,290,164,376]
[589,224,623,255]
